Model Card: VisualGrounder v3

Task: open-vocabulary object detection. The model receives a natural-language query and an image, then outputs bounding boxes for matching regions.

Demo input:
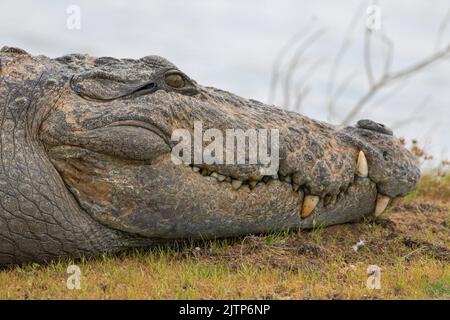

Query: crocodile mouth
[183,148,389,220]
[47,141,391,240]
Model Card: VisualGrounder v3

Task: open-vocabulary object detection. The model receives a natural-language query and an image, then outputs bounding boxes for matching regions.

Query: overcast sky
[1,0,449,166]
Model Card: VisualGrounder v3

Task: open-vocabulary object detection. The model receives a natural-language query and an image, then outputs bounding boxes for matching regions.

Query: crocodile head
[0,47,420,263]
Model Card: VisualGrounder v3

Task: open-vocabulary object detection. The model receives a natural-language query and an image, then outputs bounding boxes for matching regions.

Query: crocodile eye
[165,73,185,88]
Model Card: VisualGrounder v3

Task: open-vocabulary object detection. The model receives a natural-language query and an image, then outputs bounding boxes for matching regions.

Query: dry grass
[0,175,449,300]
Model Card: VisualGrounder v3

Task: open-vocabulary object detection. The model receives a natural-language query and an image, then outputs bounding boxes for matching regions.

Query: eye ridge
[71,69,196,101]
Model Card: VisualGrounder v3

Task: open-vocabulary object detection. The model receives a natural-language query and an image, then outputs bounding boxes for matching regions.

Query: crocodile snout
[40,55,421,239]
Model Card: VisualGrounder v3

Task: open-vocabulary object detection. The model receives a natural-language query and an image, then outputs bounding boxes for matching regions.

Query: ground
[0,175,448,300]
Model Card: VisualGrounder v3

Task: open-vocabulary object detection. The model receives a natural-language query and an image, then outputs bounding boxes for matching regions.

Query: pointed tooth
[231,179,243,190]
[210,172,219,179]
[249,180,258,189]
[249,175,261,182]
[216,174,226,182]
[356,151,368,177]
[192,167,200,173]
[301,195,320,218]
[374,194,390,216]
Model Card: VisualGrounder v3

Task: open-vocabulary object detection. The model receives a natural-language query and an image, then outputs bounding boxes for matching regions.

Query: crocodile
[0,47,420,266]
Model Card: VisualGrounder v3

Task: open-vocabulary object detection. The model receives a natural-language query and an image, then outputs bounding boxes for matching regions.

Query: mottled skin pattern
[0,47,420,266]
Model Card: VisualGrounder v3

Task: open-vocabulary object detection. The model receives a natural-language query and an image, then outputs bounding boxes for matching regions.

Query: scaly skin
[0,47,420,266]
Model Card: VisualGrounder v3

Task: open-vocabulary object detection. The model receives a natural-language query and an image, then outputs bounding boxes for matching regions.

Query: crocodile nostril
[356,119,393,136]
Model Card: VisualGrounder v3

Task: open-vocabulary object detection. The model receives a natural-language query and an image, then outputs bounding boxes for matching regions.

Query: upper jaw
[171,114,419,223]
[194,88,419,194]
[167,90,420,220]
[338,122,420,197]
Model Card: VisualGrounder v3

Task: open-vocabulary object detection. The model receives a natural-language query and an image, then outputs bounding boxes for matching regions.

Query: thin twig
[292,58,325,111]
[326,1,368,117]
[390,96,431,129]
[292,86,310,112]
[369,73,409,108]
[341,44,450,125]
[436,9,450,50]
[364,28,375,87]
[268,17,318,104]
[402,246,425,260]
[282,27,325,107]
[327,69,358,121]
[378,32,394,78]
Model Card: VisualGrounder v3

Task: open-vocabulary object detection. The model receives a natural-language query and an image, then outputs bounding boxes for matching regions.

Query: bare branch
[270,1,449,138]
[390,96,431,129]
[369,77,410,110]
[292,86,310,112]
[364,28,375,86]
[388,44,450,82]
[281,27,325,107]
[341,43,450,125]
[377,32,394,78]
[291,58,325,111]
[436,9,450,50]
[327,69,358,121]
[268,17,318,104]
[326,1,368,117]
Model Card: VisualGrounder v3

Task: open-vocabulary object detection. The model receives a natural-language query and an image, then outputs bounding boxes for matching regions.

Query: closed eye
[132,82,157,96]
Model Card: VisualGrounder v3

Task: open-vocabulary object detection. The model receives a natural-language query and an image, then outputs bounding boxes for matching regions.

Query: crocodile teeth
[374,194,390,216]
[356,151,368,177]
[210,172,219,179]
[248,180,258,189]
[301,195,320,218]
[231,179,243,190]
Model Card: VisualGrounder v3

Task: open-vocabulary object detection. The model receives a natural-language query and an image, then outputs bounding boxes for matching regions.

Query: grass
[0,174,449,299]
